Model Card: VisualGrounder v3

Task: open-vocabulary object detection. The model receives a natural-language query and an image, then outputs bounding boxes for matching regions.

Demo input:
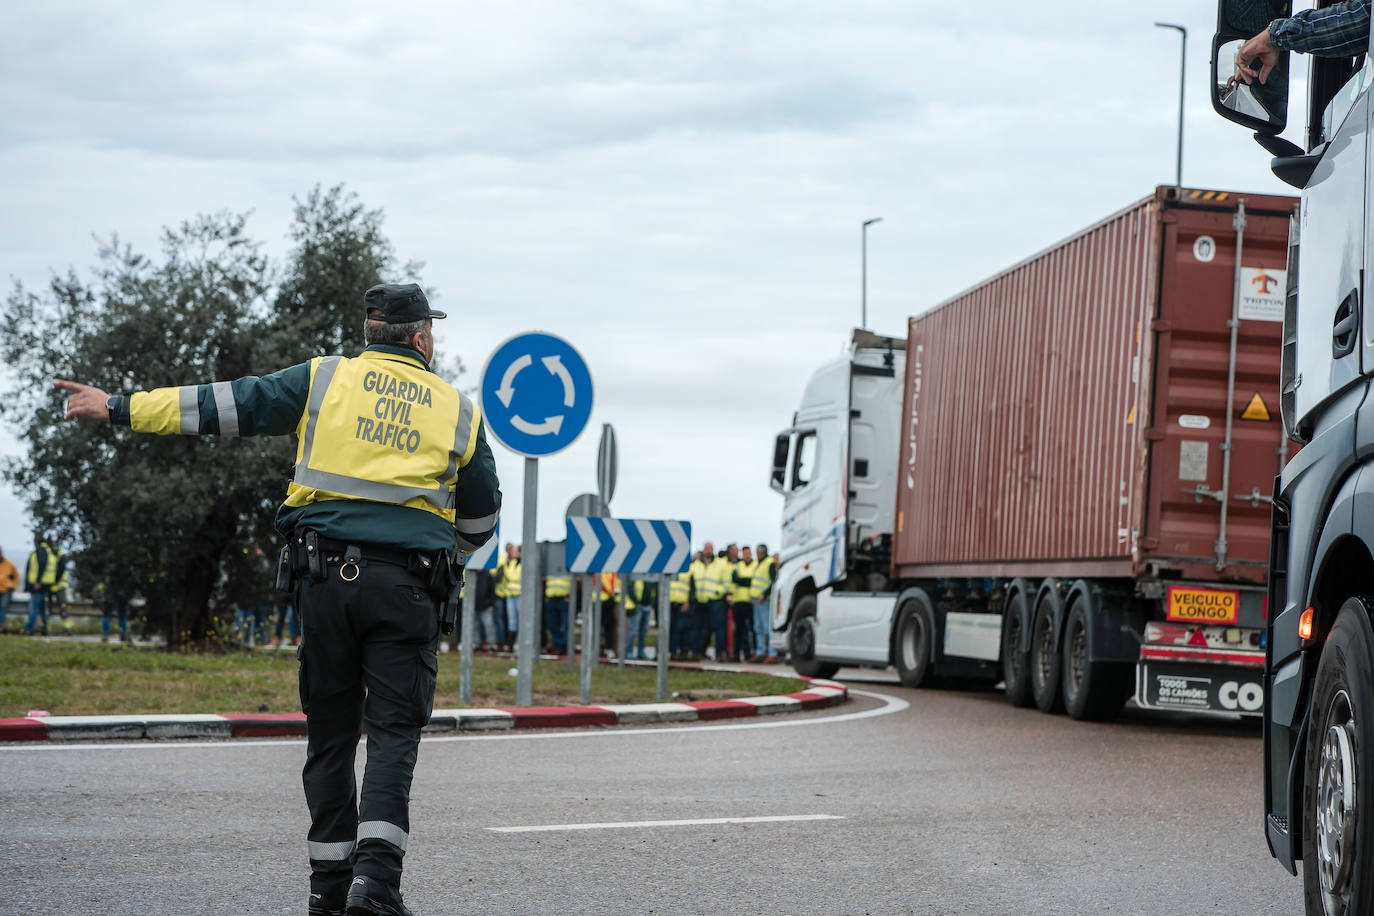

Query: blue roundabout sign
[479,332,593,457]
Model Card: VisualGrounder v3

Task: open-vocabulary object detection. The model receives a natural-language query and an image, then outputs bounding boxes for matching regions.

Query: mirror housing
[770,432,792,493]
[1210,1,1291,134]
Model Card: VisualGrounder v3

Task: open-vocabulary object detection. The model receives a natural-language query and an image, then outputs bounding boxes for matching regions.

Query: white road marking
[0,688,907,753]
[490,814,844,833]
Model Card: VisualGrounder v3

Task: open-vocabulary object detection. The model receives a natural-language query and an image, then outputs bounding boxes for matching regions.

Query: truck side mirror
[1210,0,1290,134]
[1212,35,1289,134]
[770,432,791,493]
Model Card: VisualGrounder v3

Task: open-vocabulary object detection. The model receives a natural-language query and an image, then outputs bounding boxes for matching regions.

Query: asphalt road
[0,667,1303,915]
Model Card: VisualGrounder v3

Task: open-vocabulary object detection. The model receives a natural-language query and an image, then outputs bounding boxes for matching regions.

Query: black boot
[308,888,347,915]
[346,875,413,915]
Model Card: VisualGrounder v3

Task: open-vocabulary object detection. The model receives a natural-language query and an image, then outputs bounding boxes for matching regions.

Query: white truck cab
[768,330,905,676]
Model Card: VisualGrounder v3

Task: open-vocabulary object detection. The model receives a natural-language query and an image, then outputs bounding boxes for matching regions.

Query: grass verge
[0,636,804,717]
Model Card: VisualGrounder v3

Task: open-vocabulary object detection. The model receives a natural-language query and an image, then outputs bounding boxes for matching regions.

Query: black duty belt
[313,536,417,569]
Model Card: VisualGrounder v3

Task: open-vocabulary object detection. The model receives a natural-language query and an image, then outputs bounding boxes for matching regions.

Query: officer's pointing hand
[53,378,111,422]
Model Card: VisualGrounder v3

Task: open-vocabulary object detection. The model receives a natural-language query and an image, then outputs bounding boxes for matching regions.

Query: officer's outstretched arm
[59,363,313,437]
[453,420,501,554]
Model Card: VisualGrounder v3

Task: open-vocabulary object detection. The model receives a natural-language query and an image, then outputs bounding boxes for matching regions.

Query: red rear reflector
[1299,608,1314,641]
[1188,628,1209,647]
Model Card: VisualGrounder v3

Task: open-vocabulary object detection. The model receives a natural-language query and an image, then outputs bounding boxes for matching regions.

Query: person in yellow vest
[668,568,691,659]
[693,543,734,661]
[598,571,619,657]
[0,547,19,632]
[751,544,779,662]
[494,544,521,652]
[51,554,72,629]
[623,578,655,661]
[56,282,501,916]
[687,544,714,661]
[731,545,758,663]
[24,533,60,636]
[542,570,572,654]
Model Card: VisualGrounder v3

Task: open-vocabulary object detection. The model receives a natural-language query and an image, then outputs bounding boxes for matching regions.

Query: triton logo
[1251,271,1279,295]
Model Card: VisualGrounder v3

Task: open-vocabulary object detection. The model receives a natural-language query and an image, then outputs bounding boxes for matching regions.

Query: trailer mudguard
[1065,580,1140,664]
[1005,578,1036,658]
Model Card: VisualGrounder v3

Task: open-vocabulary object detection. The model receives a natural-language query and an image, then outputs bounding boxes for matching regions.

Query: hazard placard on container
[1166,586,1240,625]
[1241,393,1271,422]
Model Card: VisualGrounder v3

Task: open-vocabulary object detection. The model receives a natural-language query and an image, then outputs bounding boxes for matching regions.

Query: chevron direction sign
[465,524,500,572]
[566,517,692,574]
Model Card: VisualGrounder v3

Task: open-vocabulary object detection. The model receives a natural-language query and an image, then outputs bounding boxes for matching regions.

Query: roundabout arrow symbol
[496,354,531,408]
[541,355,576,407]
[511,414,565,436]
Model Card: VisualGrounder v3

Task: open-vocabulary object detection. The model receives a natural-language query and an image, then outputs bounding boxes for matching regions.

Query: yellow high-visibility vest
[27,544,59,587]
[669,572,690,604]
[544,574,571,598]
[689,558,716,600]
[697,556,732,601]
[733,559,757,603]
[498,557,522,598]
[751,555,776,598]
[274,351,483,529]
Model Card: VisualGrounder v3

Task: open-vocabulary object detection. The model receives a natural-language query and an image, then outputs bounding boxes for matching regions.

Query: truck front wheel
[894,599,933,688]
[788,596,840,679]
[1303,598,1374,916]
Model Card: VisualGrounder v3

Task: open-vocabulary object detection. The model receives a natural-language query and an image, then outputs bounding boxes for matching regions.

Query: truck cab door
[1302,59,1369,405]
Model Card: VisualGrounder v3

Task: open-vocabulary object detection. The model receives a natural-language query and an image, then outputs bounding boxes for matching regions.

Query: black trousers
[297,560,439,894]
[731,601,753,659]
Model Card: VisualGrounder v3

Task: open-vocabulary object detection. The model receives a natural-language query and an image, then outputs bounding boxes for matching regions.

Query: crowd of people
[466,539,781,663]
[0,533,785,665]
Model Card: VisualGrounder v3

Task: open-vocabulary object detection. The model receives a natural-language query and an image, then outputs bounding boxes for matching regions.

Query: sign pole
[459,569,476,707]
[516,457,539,707]
[656,573,669,702]
[581,579,599,704]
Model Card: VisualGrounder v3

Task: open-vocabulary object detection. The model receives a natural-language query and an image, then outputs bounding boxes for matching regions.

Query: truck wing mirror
[1210,0,1290,134]
[770,432,792,493]
[1212,35,1289,134]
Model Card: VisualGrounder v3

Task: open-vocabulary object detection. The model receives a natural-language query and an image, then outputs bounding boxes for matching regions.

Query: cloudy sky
[0,1,1302,571]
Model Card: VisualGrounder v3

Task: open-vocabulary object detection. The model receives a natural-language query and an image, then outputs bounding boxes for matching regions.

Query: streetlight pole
[862,217,882,330]
[1155,22,1187,188]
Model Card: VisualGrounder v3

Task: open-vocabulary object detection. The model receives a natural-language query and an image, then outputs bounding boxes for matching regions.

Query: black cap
[364,283,446,324]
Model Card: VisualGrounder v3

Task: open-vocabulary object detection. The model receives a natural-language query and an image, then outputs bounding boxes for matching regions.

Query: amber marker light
[1299,607,1315,641]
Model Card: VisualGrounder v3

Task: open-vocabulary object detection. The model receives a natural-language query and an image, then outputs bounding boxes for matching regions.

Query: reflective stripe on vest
[284,352,479,524]
[669,573,690,603]
[545,575,571,598]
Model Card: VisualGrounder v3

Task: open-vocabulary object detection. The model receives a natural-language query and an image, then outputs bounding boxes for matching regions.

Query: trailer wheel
[1060,599,1129,721]
[1030,593,1063,714]
[1001,589,1034,707]
[894,599,933,688]
[1303,598,1374,916]
[788,596,839,679]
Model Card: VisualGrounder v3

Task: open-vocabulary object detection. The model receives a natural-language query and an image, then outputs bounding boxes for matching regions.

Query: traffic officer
[24,533,59,636]
[55,282,501,916]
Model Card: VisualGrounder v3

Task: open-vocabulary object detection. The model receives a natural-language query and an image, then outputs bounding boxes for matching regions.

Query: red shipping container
[893,187,1296,585]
